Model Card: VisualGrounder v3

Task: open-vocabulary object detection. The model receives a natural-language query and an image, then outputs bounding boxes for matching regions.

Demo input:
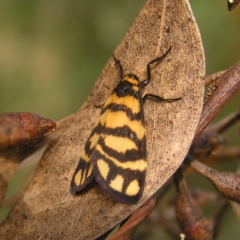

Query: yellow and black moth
[70,47,179,204]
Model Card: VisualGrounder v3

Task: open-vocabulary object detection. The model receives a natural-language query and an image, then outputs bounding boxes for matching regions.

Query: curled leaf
[190,160,240,203]
[0,112,56,150]
[0,116,30,149]
[174,170,213,240]
[0,112,56,140]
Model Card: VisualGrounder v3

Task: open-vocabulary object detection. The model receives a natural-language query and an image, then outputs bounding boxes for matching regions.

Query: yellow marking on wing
[118,95,140,114]
[103,93,118,108]
[104,135,137,153]
[97,159,110,180]
[74,150,93,186]
[89,133,100,150]
[123,77,139,86]
[103,85,140,114]
[74,170,83,186]
[74,163,93,186]
[81,168,87,184]
[132,85,139,92]
[104,111,144,140]
[99,109,111,127]
[81,151,90,162]
[125,180,140,196]
[109,174,124,192]
[101,84,140,117]
[96,145,146,171]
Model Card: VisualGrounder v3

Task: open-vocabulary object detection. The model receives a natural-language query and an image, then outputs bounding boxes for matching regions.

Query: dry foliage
[0,0,206,239]
[0,112,56,149]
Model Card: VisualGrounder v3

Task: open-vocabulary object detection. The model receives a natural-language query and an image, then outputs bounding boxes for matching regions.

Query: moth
[70,47,179,204]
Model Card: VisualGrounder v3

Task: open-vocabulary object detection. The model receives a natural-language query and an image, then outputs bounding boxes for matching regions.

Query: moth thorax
[115,75,139,97]
[123,74,139,86]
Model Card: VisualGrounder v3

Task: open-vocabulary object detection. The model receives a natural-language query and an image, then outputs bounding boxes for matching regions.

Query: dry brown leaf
[174,170,213,240]
[0,0,204,239]
[0,112,56,141]
[190,160,240,203]
[0,112,56,151]
[0,116,30,149]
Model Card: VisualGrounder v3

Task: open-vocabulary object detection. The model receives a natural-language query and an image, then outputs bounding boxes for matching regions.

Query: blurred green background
[0,0,239,239]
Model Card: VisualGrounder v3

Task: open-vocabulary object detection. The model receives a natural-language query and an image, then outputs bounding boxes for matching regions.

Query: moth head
[116,74,139,97]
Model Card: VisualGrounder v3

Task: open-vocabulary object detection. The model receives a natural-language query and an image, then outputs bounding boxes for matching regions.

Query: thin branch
[196,62,240,136]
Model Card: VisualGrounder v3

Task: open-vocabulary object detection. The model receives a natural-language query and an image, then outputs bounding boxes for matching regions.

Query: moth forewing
[91,75,147,204]
[70,133,97,194]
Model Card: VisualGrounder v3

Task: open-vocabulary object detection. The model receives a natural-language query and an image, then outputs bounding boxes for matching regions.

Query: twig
[196,62,240,136]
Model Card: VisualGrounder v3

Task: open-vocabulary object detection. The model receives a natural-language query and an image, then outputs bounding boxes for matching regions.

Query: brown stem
[196,62,240,136]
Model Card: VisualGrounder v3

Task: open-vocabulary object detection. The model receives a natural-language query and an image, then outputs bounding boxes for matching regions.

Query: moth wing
[70,91,119,194]
[70,121,103,194]
[92,92,147,204]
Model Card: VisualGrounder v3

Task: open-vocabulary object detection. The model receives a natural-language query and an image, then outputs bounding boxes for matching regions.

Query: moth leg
[112,54,123,79]
[143,93,181,104]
